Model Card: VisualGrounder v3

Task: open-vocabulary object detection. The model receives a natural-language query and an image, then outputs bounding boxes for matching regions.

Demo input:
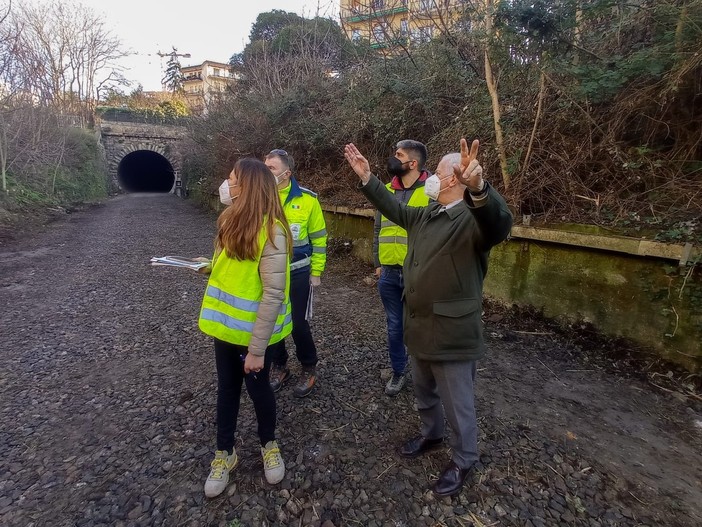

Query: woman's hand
[244,353,264,375]
[194,256,212,275]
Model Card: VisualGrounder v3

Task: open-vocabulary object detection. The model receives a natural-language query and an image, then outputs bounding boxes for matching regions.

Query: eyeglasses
[269,149,288,157]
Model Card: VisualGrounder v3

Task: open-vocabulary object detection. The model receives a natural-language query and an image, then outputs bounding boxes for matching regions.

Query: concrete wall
[322,207,702,372]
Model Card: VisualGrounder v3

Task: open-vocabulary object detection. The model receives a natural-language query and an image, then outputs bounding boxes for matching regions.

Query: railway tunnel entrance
[117,150,175,193]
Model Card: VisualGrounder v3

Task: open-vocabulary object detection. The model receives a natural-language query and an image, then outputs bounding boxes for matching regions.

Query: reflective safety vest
[378,184,430,266]
[198,223,292,347]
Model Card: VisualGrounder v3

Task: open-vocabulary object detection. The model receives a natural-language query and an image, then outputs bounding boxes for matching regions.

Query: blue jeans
[377,267,407,375]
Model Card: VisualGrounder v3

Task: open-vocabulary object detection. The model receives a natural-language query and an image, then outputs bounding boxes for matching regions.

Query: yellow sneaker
[204,449,238,498]
[261,441,285,484]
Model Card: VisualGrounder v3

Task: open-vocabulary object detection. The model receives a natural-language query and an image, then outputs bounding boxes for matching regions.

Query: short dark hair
[266,149,294,172]
[396,140,427,169]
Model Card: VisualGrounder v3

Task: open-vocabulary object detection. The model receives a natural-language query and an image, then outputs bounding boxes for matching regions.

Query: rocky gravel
[1,193,701,527]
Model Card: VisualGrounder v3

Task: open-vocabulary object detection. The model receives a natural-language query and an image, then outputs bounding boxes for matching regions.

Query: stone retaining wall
[322,206,702,371]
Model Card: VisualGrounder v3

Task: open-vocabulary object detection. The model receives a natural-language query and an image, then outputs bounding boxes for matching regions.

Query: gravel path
[1,194,701,527]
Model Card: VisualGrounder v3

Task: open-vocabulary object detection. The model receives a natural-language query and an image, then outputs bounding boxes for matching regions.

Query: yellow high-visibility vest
[198,223,292,346]
[378,184,430,266]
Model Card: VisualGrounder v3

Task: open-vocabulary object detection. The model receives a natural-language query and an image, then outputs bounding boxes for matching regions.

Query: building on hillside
[340,0,472,53]
[180,60,236,113]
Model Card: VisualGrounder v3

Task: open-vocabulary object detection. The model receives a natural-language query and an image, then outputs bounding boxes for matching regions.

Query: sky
[74,0,340,92]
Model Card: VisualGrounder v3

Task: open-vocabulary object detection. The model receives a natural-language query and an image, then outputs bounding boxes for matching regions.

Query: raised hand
[453,138,484,192]
[460,138,480,172]
[344,143,372,182]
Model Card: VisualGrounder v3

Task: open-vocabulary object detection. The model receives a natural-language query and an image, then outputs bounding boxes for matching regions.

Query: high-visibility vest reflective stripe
[198,223,292,346]
[378,184,430,266]
[200,305,292,336]
[290,257,310,271]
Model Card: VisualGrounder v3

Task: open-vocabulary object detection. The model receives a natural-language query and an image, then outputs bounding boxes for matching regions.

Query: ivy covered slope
[0,118,108,228]
[1,1,123,229]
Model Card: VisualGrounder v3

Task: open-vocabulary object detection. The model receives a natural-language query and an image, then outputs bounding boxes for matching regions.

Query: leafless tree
[237,17,347,98]
[0,0,19,192]
[0,1,120,193]
[7,0,127,121]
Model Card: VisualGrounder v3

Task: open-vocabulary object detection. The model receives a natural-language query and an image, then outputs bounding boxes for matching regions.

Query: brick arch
[111,142,181,176]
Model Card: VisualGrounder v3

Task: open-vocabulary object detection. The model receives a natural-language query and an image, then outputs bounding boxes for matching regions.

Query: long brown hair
[216,158,292,261]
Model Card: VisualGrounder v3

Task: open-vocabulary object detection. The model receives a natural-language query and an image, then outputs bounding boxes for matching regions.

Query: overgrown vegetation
[0,0,121,222]
[0,106,107,219]
[183,1,701,244]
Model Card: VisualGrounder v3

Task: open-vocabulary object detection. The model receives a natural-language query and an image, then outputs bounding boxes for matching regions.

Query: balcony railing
[208,73,233,80]
[344,6,409,23]
[370,37,409,49]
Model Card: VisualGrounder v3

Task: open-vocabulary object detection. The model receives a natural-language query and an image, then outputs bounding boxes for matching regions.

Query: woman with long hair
[198,158,292,498]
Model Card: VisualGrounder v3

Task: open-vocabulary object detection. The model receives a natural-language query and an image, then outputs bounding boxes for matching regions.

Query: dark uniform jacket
[361,175,513,362]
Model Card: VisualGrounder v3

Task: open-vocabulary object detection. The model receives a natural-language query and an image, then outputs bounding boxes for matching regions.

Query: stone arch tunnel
[99,118,186,195]
[118,150,175,193]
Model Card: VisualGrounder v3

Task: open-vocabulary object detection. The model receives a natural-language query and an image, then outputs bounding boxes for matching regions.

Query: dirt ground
[0,194,701,527]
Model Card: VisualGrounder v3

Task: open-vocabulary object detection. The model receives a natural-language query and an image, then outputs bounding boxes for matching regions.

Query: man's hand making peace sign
[453,139,485,194]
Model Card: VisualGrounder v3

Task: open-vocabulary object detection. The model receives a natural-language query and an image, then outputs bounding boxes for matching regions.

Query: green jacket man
[344,138,513,499]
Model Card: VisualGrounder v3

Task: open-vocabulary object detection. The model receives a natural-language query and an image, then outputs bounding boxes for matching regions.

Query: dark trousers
[214,338,276,452]
[377,267,407,375]
[271,267,318,368]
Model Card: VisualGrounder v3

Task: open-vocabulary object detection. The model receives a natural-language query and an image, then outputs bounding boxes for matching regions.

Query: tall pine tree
[161,47,185,93]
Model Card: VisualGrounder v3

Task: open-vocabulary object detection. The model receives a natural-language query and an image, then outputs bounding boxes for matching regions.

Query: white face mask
[219,179,235,205]
[274,170,288,186]
[424,174,450,200]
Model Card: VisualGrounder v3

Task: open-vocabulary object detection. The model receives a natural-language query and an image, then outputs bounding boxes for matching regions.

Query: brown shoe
[269,364,291,392]
[293,367,316,398]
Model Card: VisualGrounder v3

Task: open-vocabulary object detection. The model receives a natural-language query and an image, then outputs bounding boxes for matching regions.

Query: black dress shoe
[398,435,444,458]
[433,461,473,497]
[432,460,473,497]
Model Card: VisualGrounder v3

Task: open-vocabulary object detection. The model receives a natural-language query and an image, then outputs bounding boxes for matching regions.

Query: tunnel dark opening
[118,150,175,192]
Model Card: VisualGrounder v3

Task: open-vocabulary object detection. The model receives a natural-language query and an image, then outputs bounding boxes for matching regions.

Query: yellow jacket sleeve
[307,197,327,276]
